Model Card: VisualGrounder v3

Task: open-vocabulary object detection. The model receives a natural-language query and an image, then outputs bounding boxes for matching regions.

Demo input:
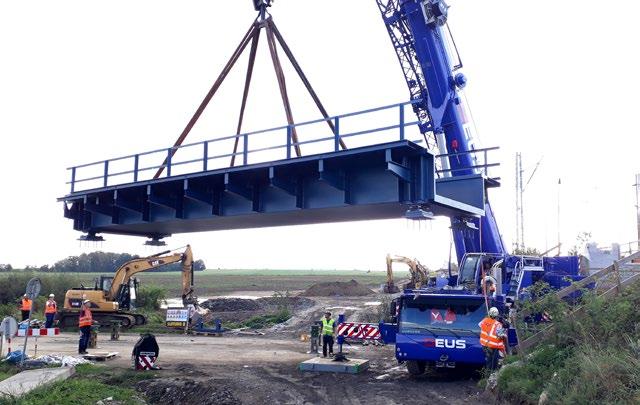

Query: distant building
[583,243,620,273]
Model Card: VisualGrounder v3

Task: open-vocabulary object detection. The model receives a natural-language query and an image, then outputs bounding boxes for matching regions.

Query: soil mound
[199,298,261,312]
[199,297,314,312]
[137,378,239,405]
[300,279,375,297]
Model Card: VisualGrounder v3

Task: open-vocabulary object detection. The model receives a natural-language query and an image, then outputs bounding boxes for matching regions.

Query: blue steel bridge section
[59,101,499,240]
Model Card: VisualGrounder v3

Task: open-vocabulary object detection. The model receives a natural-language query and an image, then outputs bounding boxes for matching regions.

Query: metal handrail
[66,100,424,192]
[64,99,497,193]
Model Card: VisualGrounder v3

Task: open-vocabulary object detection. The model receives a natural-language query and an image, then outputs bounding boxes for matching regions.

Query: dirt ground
[23,292,489,405]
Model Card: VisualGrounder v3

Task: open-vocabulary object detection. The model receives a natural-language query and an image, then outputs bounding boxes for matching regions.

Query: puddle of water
[161,294,271,309]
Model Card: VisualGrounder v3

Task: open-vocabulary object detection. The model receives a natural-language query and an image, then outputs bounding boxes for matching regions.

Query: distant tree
[568,231,592,256]
[0,264,13,272]
[193,259,206,271]
[51,251,205,273]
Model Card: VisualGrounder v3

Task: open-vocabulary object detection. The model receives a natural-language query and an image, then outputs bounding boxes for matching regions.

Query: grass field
[1,269,407,297]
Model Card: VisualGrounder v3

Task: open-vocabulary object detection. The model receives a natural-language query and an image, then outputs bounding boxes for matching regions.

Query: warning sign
[165,308,189,328]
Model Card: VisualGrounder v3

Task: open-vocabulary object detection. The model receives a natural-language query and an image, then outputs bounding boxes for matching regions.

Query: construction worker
[321,311,335,357]
[20,294,32,321]
[478,307,505,371]
[78,299,93,354]
[44,294,57,328]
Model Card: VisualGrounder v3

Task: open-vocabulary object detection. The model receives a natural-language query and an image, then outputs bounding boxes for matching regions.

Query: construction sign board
[165,308,189,328]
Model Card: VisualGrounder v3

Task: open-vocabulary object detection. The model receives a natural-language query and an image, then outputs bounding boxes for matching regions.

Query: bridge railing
[66,100,425,193]
[435,147,501,179]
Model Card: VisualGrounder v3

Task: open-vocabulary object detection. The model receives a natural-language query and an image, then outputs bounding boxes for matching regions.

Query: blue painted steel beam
[60,141,490,238]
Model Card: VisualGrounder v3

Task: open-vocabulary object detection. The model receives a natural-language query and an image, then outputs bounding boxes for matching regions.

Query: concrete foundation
[298,357,369,374]
[0,366,75,398]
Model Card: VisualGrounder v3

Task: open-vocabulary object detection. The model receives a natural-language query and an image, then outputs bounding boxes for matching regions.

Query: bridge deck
[59,102,497,239]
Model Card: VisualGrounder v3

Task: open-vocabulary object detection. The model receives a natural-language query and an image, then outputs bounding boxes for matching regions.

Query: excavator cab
[98,275,114,293]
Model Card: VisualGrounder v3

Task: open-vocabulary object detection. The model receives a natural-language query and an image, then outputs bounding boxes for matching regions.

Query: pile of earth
[198,296,315,324]
[137,378,239,405]
[299,279,375,297]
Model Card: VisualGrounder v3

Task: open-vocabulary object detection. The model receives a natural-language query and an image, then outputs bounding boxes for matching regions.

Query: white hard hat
[489,307,499,318]
[83,299,90,304]
[49,294,55,298]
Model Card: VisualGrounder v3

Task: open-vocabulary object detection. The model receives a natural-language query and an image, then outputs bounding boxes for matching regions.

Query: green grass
[0,364,159,405]
[226,308,292,330]
[1,269,401,297]
[0,362,19,383]
[497,283,640,404]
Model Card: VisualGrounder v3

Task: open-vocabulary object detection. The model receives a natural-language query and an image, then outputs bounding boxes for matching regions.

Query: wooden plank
[519,252,640,318]
[516,259,640,352]
[82,352,118,361]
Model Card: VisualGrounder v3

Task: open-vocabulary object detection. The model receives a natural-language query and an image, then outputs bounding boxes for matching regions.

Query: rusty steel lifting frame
[153,10,347,179]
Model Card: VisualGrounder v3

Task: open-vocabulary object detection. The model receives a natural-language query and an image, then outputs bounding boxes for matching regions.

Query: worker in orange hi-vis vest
[78,299,93,354]
[19,294,32,321]
[478,307,506,371]
[44,294,58,328]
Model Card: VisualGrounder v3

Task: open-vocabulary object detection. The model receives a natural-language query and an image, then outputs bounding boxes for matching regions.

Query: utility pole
[635,174,640,251]
[515,153,524,250]
[514,153,542,252]
[557,178,562,255]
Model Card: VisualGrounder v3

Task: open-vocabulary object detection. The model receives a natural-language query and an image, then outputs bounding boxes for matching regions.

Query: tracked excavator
[58,245,197,328]
[384,254,438,293]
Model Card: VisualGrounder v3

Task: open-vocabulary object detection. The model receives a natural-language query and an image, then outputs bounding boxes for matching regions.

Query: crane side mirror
[389,300,397,317]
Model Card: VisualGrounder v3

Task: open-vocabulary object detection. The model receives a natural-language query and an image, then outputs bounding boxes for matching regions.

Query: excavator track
[58,311,143,329]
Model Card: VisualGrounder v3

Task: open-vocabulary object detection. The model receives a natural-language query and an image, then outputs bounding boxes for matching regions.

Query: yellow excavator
[58,245,196,328]
[384,254,433,293]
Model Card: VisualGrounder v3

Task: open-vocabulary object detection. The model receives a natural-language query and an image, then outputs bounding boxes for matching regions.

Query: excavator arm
[385,254,433,293]
[109,245,196,306]
[180,245,197,306]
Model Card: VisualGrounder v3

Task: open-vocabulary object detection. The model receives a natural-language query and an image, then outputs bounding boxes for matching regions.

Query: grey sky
[1,0,638,269]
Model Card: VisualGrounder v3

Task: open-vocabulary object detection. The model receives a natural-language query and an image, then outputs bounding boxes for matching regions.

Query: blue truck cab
[380,252,586,375]
[387,292,510,374]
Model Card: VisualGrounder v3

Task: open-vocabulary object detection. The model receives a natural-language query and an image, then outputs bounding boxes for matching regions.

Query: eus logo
[423,338,466,349]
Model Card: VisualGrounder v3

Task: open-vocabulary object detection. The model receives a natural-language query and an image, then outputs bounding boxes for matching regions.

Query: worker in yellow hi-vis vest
[321,311,336,357]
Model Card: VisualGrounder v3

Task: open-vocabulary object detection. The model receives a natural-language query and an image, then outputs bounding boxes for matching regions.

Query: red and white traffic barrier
[17,328,60,337]
[337,322,381,340]
[136,355,157,370]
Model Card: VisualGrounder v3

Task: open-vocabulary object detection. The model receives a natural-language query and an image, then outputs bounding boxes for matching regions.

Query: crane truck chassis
[58,245,197,328]
[379,253,587,374]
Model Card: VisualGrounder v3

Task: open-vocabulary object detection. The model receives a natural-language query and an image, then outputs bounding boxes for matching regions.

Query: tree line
[0,251,206,273]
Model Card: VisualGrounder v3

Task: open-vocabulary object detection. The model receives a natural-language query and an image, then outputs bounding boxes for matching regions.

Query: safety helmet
[489,307,499,318]
[83,299,90,304]
[49,294,55,298]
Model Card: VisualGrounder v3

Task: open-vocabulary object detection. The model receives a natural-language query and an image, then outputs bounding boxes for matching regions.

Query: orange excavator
[58,245,196,328]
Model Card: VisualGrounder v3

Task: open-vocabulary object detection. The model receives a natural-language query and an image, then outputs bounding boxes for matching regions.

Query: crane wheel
[406,360,426,376]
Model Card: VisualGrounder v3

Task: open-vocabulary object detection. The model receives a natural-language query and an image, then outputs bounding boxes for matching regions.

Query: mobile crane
[58,245,197,328]
[375,0,588,374]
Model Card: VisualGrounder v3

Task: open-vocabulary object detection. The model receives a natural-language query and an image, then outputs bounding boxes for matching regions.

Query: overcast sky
[1,0,639,270]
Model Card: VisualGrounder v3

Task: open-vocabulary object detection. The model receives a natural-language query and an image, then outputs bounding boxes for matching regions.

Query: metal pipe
[265,20,301,157]
[269,20,347,150]
[231,28,261,166]
[154,22,259,178]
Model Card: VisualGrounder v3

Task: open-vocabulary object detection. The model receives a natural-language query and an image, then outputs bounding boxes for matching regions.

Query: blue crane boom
[374,1,591,375]
[377,0,506,262]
